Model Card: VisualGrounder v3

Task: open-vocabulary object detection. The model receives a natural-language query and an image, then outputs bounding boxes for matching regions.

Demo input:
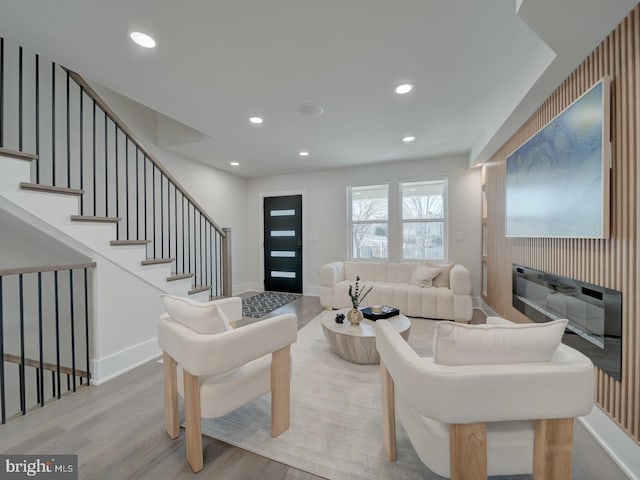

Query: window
[401,180,446,260]
[349,184,388,259]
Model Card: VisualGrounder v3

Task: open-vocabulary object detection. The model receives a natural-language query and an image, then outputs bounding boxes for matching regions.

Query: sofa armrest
[320,261,344,287]
[450,264,472,295]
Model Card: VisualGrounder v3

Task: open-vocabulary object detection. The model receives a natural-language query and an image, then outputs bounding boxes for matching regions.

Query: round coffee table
[321,308,411,364]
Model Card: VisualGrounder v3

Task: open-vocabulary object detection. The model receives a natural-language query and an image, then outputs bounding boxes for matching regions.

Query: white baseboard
[91,337,161,385]
[577,405,640,480]
[478,300,499,317]
[232,282,253,295]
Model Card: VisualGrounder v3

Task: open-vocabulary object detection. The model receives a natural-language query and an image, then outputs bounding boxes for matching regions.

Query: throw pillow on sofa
[409,265,442,287]
[161,294,231,334]
[432,318,568,365]
[427,261,454,288]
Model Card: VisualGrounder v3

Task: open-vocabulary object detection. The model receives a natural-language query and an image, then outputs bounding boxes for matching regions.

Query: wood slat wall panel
[483,4,640,443]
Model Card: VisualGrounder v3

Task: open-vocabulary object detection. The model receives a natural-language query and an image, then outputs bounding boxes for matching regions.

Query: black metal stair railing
[0,263,95,424]
[0,37,231,298]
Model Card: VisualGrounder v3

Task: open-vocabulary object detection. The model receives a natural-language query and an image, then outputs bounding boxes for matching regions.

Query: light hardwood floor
[0,294,325,480]
[0,296,622,480]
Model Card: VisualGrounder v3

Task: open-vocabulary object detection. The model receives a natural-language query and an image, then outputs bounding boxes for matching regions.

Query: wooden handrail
[0,262,97,276]
[4,353,90,379]
[66,69,226,237]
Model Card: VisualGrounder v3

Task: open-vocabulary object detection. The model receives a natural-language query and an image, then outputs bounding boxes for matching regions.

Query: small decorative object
[372,304,382,314]
[347,276,373,326]
[335,313,345,324]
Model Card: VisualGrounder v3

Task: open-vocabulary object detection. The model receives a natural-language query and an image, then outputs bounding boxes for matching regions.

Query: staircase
[0,38,231,302]
[0,37,232,402]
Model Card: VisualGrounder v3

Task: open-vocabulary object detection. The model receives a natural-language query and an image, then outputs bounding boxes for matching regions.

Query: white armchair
[375,316,594,479]
[158,296,298,472]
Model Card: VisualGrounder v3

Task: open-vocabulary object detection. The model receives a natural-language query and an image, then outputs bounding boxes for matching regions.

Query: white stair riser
[0,154,199,300]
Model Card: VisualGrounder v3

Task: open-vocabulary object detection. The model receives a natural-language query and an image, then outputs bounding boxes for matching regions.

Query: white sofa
[319,261,473,322]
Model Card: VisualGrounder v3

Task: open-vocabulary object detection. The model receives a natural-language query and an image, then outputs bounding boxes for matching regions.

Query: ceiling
[0,0,635,178]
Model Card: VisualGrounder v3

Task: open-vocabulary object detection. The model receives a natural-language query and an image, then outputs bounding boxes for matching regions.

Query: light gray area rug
[201,313,439,480]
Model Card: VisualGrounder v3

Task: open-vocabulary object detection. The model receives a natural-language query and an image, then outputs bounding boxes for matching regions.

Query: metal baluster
[174,187,178,271]
[19,274,25,415]
[54,271,61,399]
[51,62,56,185]
[79,86,83,213]
[187,203,191,274]
[135,148,139,240]
[160,173,164,257]
[51,371,55,399]
[114,124,119,238]
[69,270,76,392]
[125,140,129,239]
[0,276,6,424]
[92,101,96,215]
[144,156,148,242]
[167,182,171,260]
[84,268,90,386]
[182,195,185,274]
[35,54,39,182]
[38,272,44,407]
[152,165,156,257]
[35,368,40,405]
[104,112,108,216]
[18,47,22,151]
[66,71,70,187]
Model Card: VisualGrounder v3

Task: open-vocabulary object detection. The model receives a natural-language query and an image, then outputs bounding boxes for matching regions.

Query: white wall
[0,209,90,268]
[247,154,482,296]
[88,83,250,293]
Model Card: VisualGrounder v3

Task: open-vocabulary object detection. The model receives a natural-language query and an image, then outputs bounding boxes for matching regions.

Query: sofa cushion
[410,265,442,287]
[432,319,568,365]
[427,261,454,288]
[161,294,231,334]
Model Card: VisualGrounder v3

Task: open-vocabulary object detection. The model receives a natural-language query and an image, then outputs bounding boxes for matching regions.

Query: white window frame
[400,178,448,261]
[347,183,390,260]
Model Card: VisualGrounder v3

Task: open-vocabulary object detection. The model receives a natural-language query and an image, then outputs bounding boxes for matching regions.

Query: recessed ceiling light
[355,192,361,195]
[249,116,263,124]
[230,161,240,166]
[299,151,309,157]
[403,136,416,143]
[130,31,156,49]
[395,84,413,94]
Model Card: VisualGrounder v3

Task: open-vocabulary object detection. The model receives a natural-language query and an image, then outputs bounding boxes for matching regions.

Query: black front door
[263,195,302,293]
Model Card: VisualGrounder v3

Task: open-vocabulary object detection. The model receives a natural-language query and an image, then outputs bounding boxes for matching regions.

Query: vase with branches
[346,276,373,326]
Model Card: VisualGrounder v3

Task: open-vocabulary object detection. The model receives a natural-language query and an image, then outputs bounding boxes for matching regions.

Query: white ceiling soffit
[471,0,638,167]
[0,0,636,177]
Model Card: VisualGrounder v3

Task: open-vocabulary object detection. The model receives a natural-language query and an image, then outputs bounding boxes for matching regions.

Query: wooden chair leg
[380,361,397,461]
[450,423,487,480]
[183,370,203,473]
[534,418,574,480]
[162,351,179,439]
[271,345,291,437]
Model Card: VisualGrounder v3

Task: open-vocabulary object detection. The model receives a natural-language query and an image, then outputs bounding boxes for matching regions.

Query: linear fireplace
[512,264,622,380]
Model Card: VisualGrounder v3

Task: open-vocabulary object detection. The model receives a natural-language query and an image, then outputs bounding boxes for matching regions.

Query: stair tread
[188,285,211,295]
[20,182,83,196]
[110,240,151,246]
[167,272,195,282]
[141,258,174,266]
[0,147,38,161]
[71,215,121,223]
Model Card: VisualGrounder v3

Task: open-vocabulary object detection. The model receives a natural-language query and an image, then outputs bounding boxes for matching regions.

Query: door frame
[257,189,307,294]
